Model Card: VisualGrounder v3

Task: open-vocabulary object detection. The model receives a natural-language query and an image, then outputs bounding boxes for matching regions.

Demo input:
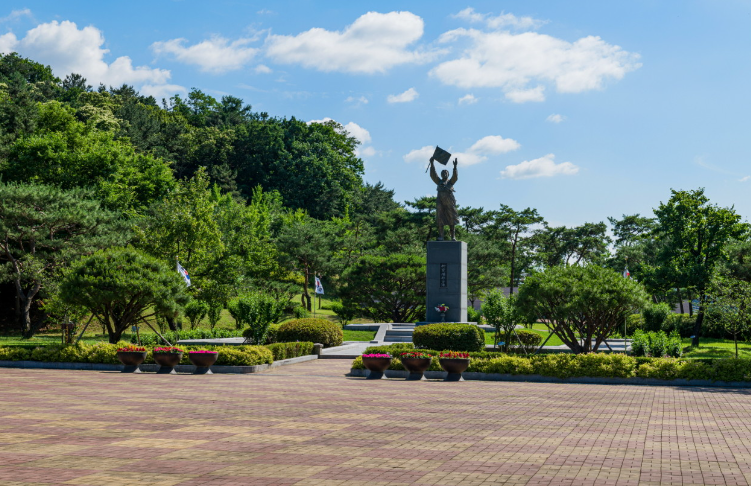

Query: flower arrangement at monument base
[153,347,184,374]
[116,345,147,373]
[435,304,449,322]
[439,351,470,381]
[400,351,433,381]
[188,350,219,374]
[362,353,392,380]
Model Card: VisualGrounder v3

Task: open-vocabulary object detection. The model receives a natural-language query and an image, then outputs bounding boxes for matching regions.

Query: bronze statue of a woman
[429,157,459,241]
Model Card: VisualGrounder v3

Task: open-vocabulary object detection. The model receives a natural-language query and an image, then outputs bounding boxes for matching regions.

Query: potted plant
[435,304,449,322]
[188,350,219,374]
[361,353,392,380]
[439,351,470,381]
[153,347,184,374]
[400,351,433,381]
[116,345,147,373]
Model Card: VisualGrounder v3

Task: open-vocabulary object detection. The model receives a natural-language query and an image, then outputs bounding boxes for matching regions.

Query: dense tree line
[1,53,750,344]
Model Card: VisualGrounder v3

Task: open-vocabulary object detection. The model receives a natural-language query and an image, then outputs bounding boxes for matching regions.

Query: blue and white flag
[315,276,324,295]
[177,261,191,287]
[623,266,630,279]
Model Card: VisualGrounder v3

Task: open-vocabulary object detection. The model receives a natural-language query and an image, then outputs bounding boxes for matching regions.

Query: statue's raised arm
[449,158,458,186]
[429,157,441,185]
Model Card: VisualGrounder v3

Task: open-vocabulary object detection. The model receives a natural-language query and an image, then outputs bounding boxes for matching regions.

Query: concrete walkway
[2,360,751,485]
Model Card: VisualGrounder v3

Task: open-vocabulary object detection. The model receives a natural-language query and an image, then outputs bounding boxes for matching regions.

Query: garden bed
[347,368,751,387]
[0,354,318,374]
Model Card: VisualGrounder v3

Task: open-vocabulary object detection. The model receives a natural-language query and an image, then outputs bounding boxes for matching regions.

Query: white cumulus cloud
[1,8,33,23]
[739,176,750,182]
[546,114,565,123]
[431,24,640,103]
[265,11,436,74]
[254,64,272,74]
[0,20,176,91]
[458,93,478,105]
[387,87,419,103]
[500,153,579,179]
[452,8,546,30]
[404,135,520,167]
[151,35,259,74]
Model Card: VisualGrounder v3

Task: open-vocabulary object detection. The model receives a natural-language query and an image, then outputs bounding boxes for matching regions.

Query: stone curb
[0,354,318,374]
[347,368,751,387]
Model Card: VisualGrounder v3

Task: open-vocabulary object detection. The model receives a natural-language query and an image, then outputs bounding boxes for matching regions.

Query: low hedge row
[266,342,315,360]
[351,345,751,382]
[132,328,243,345]
[0,341,314,366]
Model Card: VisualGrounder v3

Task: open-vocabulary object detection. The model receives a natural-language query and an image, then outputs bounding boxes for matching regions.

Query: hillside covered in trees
[1,53,750,342]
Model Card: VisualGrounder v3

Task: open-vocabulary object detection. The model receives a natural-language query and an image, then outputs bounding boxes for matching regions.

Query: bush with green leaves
[510,329,543,354]
[412,323,485,352]
[266,342,315,360]
[467,306,482,324]
[663,314,696,337]
[516,265,649,353]
[0,347,31,361]
[331,301,358,326]
[276,318,343,348]
[184,299,210,330]
[212,346,273,366]
[642,302,672,332]
[228,292,284,344]
[631,330,682,358]
[206,302,223,330]
[625,314,645,336]
[292,305,310,319]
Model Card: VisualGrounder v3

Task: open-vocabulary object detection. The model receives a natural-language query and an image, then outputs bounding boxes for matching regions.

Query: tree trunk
[19,283,41,338]
[303,266,312,311]
[109,328,123,344]
[677,288,684,314]
[166,315,178,331]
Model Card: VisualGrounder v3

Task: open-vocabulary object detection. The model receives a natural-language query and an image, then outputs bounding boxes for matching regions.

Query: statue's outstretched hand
[453,158,458,168]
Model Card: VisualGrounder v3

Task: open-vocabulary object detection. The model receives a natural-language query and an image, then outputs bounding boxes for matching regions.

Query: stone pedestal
[424,240,467,323]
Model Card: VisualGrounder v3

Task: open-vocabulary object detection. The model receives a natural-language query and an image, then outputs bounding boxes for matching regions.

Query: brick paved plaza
[2,360,751,485]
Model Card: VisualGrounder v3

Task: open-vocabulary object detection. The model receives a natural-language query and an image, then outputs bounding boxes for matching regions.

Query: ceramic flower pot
[188,352,218,374]
[153,352,183,374]
[439,358,470,382]
[362,356,392,380]
[116,351,147,373]
[401,357,432,381]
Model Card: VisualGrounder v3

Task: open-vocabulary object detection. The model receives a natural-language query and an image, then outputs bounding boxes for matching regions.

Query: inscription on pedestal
[439,263,447,288]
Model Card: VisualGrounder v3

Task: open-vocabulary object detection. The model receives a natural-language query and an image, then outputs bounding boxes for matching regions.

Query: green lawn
[342,330,376,342]
[681,338,751,359]
[484,329,564,347]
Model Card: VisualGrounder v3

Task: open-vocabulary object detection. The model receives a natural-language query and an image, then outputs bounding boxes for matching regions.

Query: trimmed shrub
[85,342,121,364]
[631,330,682,358]
[474,356,534,375]
[212,346,273,366]
[636,358,683,380]
[574,353,636,378]
[276,318,343,348]
[0,347,31,361]
[412,323,485,352]
[510,329,543,353]
[266,342,315,360]
[642,303,672,332]
[264,323,282,344]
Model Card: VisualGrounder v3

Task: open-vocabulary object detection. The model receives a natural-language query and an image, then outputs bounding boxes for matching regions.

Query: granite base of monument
[424,240,467,324]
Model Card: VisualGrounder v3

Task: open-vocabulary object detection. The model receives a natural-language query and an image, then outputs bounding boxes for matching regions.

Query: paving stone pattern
[1,361,751,485]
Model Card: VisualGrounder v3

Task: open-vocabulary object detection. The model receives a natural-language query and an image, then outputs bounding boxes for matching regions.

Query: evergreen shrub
[412,323,485,352]
[276,318,343,348]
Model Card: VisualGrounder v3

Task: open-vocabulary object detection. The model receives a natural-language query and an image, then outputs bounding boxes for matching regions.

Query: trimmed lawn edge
[347,368,751,387]
[0,354,317,374]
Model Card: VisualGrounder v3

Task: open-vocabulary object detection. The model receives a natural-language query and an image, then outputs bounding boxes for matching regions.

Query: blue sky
[2,1,750,227]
